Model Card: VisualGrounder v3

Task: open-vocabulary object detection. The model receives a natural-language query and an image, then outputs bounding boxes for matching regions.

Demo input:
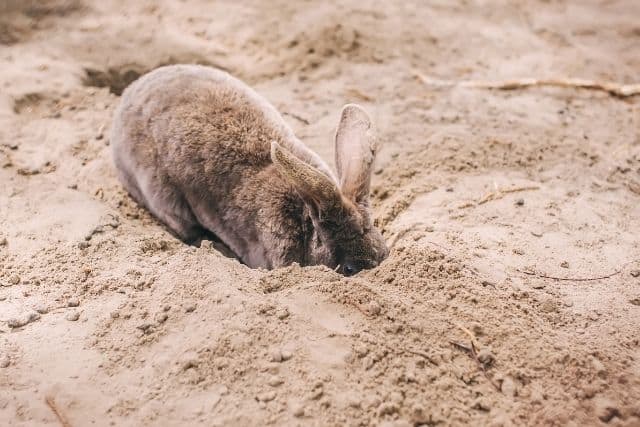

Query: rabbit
[111,64,388,276]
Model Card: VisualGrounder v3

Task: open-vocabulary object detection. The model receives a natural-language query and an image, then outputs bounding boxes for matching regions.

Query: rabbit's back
[112,65,332,186]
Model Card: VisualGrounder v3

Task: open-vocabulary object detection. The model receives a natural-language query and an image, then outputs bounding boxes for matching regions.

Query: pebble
[367,300,382,315]
[155,313,169,324]
[35,305,49,314]
[560,261,569,269]
[476,348,495,367]
[136,322,153,332]
[269,349,283,363]
[593,397,620,423]
[185,304,196,313]
[515,198,525,206]
[78,241,90,249]
[471,397,491,411]
[292,403,305,417]
[275,308,289,320]
[7,311,40,328]
[630,270,640,278]
[66,311,80,321]
[163,305,171,312]
[257,391,276,402]
[281,350,293,361]
[0,237,7,246]
[9,275,20,285]
[501,376,517,397]
[267,376,284,387]
[0,354,10,368]
[110,311,120,319]
[67,297,80,307]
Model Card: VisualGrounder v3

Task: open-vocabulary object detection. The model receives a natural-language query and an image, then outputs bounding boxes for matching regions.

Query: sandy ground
[1,0,640,425]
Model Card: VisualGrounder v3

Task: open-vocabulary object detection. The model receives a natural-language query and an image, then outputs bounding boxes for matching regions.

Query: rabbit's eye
[342,262,360,276]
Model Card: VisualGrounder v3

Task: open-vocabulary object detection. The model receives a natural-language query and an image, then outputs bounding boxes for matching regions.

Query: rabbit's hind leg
[144,186,205,244]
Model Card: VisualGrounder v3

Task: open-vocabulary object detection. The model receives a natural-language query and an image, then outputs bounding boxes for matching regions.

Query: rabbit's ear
[335,104,376,204]
[271,141,341,211]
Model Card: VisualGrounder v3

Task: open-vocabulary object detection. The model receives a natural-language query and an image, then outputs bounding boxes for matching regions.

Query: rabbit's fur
[111,64,388,275]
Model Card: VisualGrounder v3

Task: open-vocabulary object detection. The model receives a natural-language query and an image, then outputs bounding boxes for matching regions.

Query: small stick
[450,340,501,392]
[517,268,622,282]
[282,111,310,125]
[459,185,540,209]
[45,396,72,427]
[413,71,640,98]
[516,258,640,282]
[452,324,502,392]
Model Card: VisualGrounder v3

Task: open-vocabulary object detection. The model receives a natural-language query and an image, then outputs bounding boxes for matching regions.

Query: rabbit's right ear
[335,104,376,205]
[271,142,341,212]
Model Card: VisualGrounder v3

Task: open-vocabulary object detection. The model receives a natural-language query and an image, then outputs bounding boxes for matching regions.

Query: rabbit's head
[271,104,388,276]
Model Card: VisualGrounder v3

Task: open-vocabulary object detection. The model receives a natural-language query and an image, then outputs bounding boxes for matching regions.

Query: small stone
[515,198,524,206]
[630,270,640,278]
[476,348,495,367]
[378,402,399,416]
[367,300,381,315]
[269,349,283,363]
[110,311,120,319]
[481,280,496,288]
[66,311,80,322]
[67,297,80,307]
[630,298,640,306]
[181,355,199,371]
[163,305,171,312]
[35,306,49,314]
[424,225,435,232]
[292,403,305,417]
[281,350,293,361]
[275,308,289,320]
[7,311,40,328]
[155,313,168,324]
[560,261,569,269]
[267,376,284,387]
[136,322,153,332]
[257,391,276,402]
[471,397,491,411]
[594,397,620,423]
[513,248,525,255]
[0,237,7,246]
[78,241,90,249]
[9,275,20,285]
[0,354,9,368]
[501,376,517,397]
[185,304,196,313]
[309,387,324,400]
[410,404,428,424]
[591,357,607,377]
[540,300,557,313]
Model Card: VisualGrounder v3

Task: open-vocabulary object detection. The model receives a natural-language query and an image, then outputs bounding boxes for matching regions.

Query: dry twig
[45,396,72,427]
[413,71,640,98]
[451,324,502,392]
[459,185,540,209]
[517,258,640,282]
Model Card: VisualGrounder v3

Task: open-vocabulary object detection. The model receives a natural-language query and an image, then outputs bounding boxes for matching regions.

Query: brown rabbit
[111,64,388,275]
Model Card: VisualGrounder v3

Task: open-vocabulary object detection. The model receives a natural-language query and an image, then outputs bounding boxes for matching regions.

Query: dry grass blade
[45,396,72,427]
[413,71,640,98]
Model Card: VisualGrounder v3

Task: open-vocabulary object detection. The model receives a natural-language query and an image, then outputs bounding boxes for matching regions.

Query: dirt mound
[1,1,640,426]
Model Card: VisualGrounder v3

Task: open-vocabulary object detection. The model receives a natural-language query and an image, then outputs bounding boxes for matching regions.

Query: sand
[1,0,640,426]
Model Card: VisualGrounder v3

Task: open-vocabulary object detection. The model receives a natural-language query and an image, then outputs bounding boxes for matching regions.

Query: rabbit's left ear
[335,104,377,204]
